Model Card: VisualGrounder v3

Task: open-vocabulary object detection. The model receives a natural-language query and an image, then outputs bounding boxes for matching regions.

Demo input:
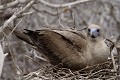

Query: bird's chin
[90,35,98,38]
[90,37,98,42]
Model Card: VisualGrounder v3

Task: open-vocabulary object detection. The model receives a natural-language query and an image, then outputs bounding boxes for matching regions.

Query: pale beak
[89,28,99,38]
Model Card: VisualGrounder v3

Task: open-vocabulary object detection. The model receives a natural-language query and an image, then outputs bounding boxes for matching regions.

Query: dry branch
[38,0,93,8]
[116,36,120,75]
[0,0,31,10]
[0,0,35,33]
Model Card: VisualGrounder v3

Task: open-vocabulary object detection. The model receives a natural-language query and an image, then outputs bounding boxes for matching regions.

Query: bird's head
[87,24,104,42]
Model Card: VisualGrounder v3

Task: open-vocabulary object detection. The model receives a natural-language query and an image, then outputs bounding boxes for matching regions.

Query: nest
[18,57,118,80]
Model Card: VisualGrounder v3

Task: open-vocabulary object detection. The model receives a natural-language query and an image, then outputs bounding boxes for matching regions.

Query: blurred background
[0,0,120,79]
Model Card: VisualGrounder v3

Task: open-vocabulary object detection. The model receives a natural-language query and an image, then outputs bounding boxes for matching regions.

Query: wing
[24,29,87,70]
[5,27,87,70]
[53,30,87,50]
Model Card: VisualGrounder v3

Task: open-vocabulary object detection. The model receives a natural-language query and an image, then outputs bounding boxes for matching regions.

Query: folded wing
[24,29,87,70]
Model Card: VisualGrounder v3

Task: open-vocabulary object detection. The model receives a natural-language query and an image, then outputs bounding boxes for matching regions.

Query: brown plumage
[6,24,109,70]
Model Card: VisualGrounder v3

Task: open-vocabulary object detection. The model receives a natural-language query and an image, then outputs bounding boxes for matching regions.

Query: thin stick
[56,8,65,29]
[87,69,111,78]
[2,31,22,74]
[110,52,117,72]
[7,20,22,38]
[117,47,120,79]
[24,55,46,68]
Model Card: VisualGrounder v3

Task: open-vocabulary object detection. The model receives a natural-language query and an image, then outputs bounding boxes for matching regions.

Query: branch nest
[20,56,118,80]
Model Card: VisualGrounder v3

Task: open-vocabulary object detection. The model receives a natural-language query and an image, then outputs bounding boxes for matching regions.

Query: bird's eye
[97,29,100,32]
[88,29,90,32]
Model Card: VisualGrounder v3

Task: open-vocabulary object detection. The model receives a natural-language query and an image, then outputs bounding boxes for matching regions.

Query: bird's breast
[87,41,109,65]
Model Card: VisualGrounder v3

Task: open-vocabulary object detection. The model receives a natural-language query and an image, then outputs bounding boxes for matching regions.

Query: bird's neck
[88,37,103,43]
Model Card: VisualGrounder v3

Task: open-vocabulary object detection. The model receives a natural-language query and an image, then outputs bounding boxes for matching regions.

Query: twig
[109,41,117,72]
[22,69,49,80]
[6,37,22,74]
[105,39,117,72]
[111,49,117,72]
[87,69,111,78]
[0,0,31,10]
[0,0,35,32]
[32,6,62,16]
[106,39,116,47]
[68,69,77,80]
[22,69,41,80]
[33,51,47,62]
[7,20,22,38]
[116,35,120,79]
[72,11,76,30]
[38,0,93,8]
[1,29,22,74]
[56,8,65,29]
[24,55,46,68]
[117,46,120,79]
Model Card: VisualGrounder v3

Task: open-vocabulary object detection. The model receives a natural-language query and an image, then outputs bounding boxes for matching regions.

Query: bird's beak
[89,28,99,38]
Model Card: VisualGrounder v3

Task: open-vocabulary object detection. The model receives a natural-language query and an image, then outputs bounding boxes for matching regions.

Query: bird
[5,24,109,70]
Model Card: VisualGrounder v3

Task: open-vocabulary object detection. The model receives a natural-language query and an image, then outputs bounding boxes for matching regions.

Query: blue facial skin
[88,28,100,38]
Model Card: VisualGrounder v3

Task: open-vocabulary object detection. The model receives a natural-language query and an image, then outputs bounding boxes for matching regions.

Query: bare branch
[38,0,93,8]
[0,0,31,10]
[32,6,62,16]
[56,8,66,29]
[117,47,120,79]
[0,0,35,32]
